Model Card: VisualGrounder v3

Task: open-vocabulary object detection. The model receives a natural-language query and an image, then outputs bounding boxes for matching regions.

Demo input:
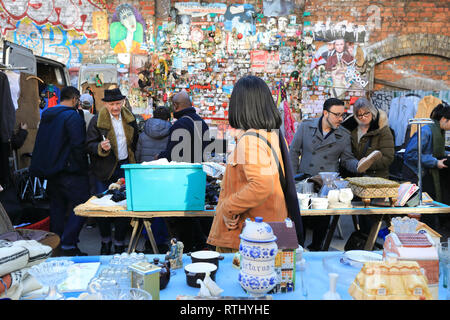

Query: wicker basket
[345,177,399,199]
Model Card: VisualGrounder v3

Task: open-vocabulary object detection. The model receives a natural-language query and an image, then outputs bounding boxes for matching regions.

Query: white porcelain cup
[339,188,353,204]
[297,193,311,210]
[327,189,340,204]
[311,197,329,209]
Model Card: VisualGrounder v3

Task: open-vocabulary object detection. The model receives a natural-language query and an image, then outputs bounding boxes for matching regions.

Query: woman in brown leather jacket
[207,76,289,252]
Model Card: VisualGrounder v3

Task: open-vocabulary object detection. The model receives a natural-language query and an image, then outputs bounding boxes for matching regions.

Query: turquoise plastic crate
[121,164,206,211]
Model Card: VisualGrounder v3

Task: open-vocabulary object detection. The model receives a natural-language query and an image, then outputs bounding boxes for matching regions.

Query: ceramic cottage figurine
[383,217,440,299]
[238,217,279,297]
[268,218,299,293]
[348,260,433,300]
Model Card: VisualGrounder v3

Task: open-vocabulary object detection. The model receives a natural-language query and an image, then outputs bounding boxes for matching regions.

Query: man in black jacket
[158,90,210,163]
[158,90,212,252]
[86,88,138,255]
[30,86,90,256]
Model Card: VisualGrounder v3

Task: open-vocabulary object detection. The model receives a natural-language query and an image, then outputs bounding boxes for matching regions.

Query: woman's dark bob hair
[430,102,450,121]
[228,75,282,130]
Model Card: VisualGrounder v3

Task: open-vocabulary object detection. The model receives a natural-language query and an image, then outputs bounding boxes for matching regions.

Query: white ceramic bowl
[311,197,328,209]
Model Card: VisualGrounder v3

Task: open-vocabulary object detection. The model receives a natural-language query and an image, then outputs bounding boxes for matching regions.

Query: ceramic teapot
[152,257,170,290]
[238,217,278,297]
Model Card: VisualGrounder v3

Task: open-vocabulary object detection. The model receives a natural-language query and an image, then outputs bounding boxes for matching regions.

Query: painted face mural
[110,3,147,64]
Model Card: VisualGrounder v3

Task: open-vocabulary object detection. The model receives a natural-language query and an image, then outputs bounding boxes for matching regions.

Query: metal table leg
[364,215,384,251]
[322,215,340,251]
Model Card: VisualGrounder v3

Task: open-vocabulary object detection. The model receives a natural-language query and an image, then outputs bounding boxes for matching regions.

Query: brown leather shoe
[357,150,382,173]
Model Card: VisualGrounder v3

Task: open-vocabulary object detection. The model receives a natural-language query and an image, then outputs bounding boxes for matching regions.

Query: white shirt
[110,113,128,160]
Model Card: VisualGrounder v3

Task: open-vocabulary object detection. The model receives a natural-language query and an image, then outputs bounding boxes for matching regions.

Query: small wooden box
[129,261,161,300]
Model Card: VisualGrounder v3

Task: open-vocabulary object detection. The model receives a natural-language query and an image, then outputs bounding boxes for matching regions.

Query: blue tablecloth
[49,251,448,300]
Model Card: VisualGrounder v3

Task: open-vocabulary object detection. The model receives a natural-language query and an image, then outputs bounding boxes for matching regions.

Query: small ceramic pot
[339,188,353,204]
[184,262,217,288]
[327,189,340,204]
[187,251,224,269]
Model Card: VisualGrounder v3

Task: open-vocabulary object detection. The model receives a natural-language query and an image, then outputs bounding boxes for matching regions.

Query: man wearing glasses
[30,86,90,256]
[86,88,139,255]
[289,97,378,251]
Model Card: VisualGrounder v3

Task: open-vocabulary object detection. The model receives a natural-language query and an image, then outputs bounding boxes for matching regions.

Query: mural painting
[92,10,108,40]
[13,19,87,67]
[110,3,147,65]
[0,0,102,38]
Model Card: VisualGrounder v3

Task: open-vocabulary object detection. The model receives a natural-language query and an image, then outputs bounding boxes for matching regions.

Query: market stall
[17,251,450,300]
[74,196,450,254]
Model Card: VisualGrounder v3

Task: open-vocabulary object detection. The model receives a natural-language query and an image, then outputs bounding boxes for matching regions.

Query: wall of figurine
[121,1,306,140]
[127,1,376,143]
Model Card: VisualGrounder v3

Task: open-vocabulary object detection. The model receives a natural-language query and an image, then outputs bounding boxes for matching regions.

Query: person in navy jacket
[30,86,90,256]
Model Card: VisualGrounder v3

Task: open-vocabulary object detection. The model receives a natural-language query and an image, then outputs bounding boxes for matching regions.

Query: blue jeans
[46,173,90,249]
[95,160,130,245]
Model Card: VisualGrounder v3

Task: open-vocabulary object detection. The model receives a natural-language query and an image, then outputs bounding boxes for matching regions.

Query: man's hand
[100,139,111,152]
[437,159,448,169]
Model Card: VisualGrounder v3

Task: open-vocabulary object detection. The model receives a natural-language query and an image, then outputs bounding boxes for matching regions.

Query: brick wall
[302,0,450,90]
[0,0,448,89]
[374,54,450,91]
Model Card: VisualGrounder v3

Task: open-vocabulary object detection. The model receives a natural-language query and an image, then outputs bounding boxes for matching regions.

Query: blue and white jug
[238,217,278,297]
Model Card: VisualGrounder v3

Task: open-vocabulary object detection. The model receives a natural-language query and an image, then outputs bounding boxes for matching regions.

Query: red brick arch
[366,33,450,65]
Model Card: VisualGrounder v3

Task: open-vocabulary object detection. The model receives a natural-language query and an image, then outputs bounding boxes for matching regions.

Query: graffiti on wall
[13,19,87,67]
[110,3,146,65]
[0,0,102,38]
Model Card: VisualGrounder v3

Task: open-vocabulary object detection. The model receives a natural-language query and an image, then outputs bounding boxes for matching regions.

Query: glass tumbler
[438,242,450,289]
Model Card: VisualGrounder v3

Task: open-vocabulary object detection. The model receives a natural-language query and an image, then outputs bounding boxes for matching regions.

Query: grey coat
[289,117,359,176]
[135,118,171,163]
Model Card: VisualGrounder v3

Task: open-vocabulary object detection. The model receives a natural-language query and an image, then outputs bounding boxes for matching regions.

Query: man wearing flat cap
[86,88,139,255]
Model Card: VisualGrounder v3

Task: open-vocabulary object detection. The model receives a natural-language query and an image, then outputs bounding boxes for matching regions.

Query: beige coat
[410,95,442,137]
[207,129,288,250]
